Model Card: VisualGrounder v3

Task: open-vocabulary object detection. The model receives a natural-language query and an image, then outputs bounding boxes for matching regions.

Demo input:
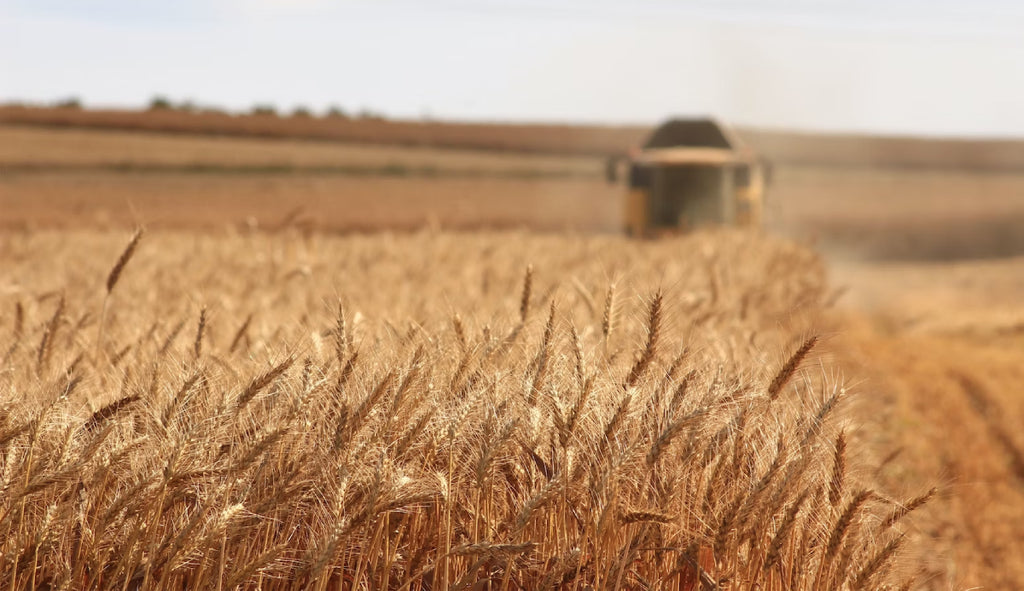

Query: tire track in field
[829,256,1024,590]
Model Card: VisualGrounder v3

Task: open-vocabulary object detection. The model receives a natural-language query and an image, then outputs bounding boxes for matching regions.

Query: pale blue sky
[2,1,1023,137]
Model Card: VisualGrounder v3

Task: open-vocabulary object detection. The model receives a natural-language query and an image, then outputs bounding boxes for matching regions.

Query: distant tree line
[2,95,390,121]
[149,95,385,120]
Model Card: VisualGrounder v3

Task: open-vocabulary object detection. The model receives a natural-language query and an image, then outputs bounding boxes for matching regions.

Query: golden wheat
[0,228,922,589]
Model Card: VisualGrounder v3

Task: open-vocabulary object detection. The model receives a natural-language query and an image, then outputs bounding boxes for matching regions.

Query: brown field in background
[0,106,646,156]
[0,125,619,233]
[0,126,600,175]
[6,124,1024,260]
[3,114,1024,588]
[7,105,1024,170]
[770,166,1024,260]
[0,171,622,232]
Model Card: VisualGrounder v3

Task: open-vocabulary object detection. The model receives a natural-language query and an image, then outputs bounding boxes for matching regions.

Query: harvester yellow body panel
[734,165,765,227]
[625,188,648,236]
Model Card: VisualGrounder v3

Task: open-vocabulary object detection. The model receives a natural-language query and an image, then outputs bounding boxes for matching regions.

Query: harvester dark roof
[643,118,735,150]
[632,118,754,166]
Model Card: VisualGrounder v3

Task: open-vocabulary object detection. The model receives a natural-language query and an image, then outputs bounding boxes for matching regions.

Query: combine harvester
[609,118,769,235]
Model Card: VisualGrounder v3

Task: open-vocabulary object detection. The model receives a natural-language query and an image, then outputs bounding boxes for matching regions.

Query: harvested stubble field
[826,256,1024,589]
[0,228,931,589]
[771,165,1024,260]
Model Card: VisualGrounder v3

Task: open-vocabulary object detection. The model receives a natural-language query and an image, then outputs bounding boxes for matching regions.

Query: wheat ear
[882,487,937,529]
[826,489,873,559]
[764,489,809,571]
[193,307,206,360]
[97,228,144,358]
[601,281,616,344]
[828,430,847,507]
[519,264,533,323]
[768,336,818,400]
[851,535,904,590]
[37,294,65,374]
[625,290,663,388]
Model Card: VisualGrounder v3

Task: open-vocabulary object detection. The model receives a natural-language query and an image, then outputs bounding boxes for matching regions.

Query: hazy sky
[3,0,1024,137]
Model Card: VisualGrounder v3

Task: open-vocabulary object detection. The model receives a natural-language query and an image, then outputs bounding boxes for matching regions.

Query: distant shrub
[177,100,198,113]
[326,105,349,119]
[291,106,312,118]
[251,104,278,117]
[55,97,82,109]
[148,96,172,110]
[357,108,386,121]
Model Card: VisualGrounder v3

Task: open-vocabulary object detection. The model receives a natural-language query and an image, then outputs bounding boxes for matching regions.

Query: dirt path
[827,256,1024,588]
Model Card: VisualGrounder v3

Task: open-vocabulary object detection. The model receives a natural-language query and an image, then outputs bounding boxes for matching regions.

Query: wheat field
[0,227,933,590]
